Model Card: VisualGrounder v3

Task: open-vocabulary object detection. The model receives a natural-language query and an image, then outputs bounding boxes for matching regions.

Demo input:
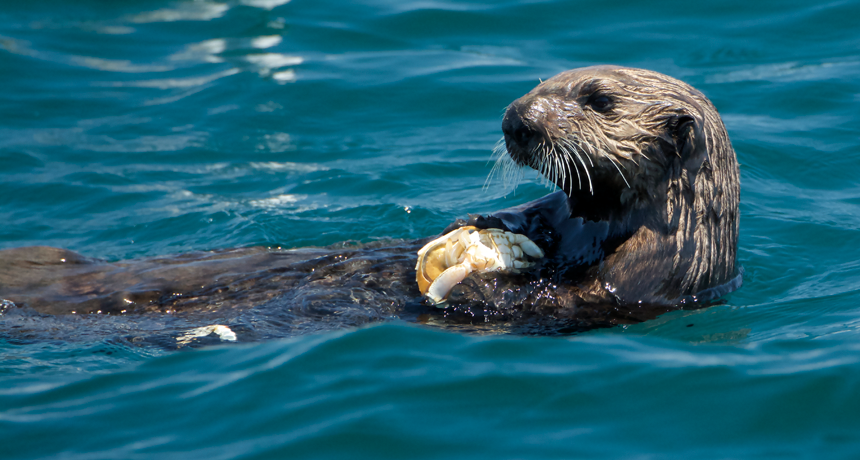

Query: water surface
[2,0,860,457]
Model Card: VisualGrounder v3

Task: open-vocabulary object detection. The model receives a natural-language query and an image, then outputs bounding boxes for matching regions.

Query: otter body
[0,66,740,340]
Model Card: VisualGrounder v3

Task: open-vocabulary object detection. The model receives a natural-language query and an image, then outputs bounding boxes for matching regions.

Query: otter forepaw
[415,226,544,305]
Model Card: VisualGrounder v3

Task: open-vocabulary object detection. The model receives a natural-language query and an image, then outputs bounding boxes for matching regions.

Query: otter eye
[589,95,613,112]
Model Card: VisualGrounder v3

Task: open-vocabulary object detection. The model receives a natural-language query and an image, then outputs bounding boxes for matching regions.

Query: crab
[415,226,545,304]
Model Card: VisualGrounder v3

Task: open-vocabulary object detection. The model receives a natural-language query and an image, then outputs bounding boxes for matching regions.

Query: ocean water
[2,0,860,458]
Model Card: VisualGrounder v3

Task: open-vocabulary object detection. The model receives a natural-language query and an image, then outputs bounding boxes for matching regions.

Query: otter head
[499,66,740,301]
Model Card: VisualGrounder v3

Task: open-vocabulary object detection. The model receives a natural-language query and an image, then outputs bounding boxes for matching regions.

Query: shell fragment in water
[415,226,544,305]
[176,325,237,345]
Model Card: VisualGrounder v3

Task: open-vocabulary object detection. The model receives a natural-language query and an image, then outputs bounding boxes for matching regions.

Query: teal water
[2,0,860,457]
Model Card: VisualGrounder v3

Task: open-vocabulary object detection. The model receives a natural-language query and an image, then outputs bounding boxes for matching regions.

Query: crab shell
[415,226,545,304]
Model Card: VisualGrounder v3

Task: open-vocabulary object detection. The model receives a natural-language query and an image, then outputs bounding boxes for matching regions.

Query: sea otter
[421,65,741,315]
[0,66,740,342]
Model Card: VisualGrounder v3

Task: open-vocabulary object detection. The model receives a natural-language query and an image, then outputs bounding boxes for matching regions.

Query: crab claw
[415,227,470,295]
[415,226,544,305]
[425,264,472,304]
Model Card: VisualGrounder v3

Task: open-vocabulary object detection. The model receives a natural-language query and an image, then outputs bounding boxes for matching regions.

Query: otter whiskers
[558,137,594,194]
[485,137,524,194]
[486,130,637,197]
[606,155,631,189]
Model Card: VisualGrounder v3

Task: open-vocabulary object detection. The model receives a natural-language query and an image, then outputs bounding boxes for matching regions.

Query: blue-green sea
[3,0,860,458]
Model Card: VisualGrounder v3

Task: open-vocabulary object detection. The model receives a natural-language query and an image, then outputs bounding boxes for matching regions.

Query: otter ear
[672,113,707,173]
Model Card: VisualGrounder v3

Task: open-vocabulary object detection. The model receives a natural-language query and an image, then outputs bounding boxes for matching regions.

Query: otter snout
[502,106,536,150]
[502,100,548,168]
[502,94,569,164]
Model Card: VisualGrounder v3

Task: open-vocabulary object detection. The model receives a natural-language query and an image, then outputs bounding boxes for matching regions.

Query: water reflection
[245,53,303,78]
[252,35,283,49]
[99,68,240,89]
[1,1,303,83]
[707,60,860,83]
[170,39,228,63]
[129,1,231,23]
[239,0,292,10]
[169,36,302,82]
[127,0,294,24]
[69,56,172,73]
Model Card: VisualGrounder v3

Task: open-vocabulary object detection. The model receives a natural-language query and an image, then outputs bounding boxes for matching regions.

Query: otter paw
[415,226,544,305]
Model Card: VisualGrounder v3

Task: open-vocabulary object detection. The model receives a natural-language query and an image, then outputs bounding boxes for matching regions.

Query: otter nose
[502,109,536,149]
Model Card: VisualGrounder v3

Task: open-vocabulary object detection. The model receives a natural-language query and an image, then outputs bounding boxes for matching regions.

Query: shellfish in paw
[415,226,545,305]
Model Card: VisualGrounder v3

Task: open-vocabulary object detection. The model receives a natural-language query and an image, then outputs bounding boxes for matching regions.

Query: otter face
[498,66,711,213]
